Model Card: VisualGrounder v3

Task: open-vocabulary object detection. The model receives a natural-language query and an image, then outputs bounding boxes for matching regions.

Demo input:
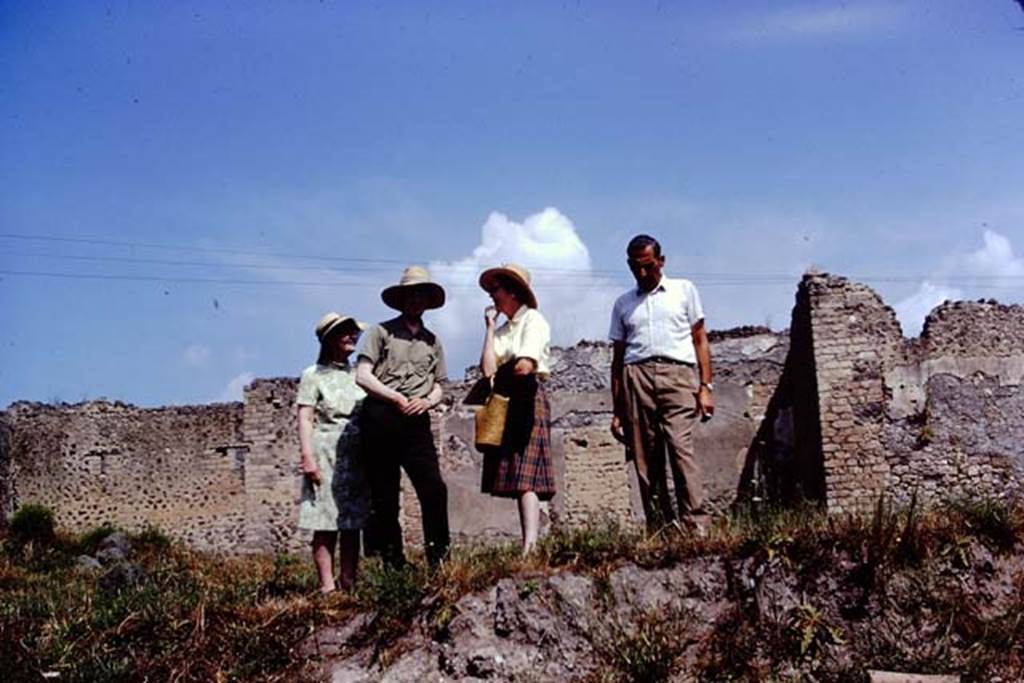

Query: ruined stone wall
[0,413,12,527]
[5,276,1019,542]
[0,330,790,552]
[0,400,247,551]
[240,378,303,552]
[803,274,903,514]
[883,301,1024,506]
[806,275,1024,512]
[212,332,790,554]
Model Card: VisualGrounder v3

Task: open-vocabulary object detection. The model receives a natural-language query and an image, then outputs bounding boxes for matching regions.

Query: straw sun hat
[315,312,363,342]
[381,265,447,311]
[478,263,538,309]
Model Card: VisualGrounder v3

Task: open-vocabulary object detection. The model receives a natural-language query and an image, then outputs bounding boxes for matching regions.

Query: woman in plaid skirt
[478,264,555,555]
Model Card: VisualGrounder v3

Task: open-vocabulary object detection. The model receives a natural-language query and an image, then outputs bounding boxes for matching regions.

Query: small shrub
[258,552,313,599]
[10,504,56,546]
[731,499,826,563]
[950,496,1021,552]
[76,524,117,555]
[541,519,639,568]
[893,491,928,567]
[594,605,692,683]
[131,524,172,552]
[917,424,935,447]
[785,602,845,661]
[356,562,428,626]
[435,542,520,600]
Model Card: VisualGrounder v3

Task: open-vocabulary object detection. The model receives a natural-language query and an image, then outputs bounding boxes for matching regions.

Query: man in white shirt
[609,235,715,532]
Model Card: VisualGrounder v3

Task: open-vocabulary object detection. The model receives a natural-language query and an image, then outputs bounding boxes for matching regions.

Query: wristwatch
[700,382,714,392]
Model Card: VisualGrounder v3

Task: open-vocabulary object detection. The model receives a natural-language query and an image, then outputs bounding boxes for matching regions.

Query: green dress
[296,363,371,531]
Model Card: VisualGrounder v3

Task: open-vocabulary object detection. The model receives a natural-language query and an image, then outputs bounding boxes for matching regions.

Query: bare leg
[518,491,541,555]
[337,530,361,591]
[311,530,338,593]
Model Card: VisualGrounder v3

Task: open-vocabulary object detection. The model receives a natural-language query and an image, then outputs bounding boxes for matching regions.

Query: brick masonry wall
[804,274,903,514]
[0,400,247,551]
[883,300,1024,505]
[0,413,12,527]
[5,278,1017,542]
[806,275,1024,512]
[241,378,303,552]
[0,330,790,551]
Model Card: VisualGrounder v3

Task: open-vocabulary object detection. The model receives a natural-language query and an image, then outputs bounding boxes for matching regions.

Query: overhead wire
[2,268,1023,291]
[2,232,1024,289]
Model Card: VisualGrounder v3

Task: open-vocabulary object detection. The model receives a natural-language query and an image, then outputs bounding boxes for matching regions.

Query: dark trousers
[361,399,450,567]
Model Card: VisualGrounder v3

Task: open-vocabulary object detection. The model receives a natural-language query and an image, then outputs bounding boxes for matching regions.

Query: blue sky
[2,1,1022,407]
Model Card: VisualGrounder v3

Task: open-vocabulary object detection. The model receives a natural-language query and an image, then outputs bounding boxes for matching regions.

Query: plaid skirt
[481,380,556,501]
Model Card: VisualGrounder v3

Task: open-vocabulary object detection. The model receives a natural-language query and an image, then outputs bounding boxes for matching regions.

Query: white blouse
[493,305,551,378]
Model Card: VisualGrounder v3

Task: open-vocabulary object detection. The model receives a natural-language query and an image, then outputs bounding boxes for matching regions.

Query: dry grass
[2,497,1023,681]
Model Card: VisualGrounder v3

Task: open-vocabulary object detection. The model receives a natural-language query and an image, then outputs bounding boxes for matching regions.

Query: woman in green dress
[296,312,371,593]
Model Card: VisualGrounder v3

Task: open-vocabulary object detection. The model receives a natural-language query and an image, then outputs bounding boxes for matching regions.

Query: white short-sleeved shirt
[608,275,705,365]
[493,305,552,378]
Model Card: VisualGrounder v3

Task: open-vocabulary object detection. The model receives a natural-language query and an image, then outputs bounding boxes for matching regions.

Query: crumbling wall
[883,301,1024,505]
[803,274,903,514]
[6,276,1019,542]
[0,330,790,551]
[806,275,1024,512]
[240,378,301,552]
[1,400,247,551]
[738,289,824,506]
[0,413,12,528]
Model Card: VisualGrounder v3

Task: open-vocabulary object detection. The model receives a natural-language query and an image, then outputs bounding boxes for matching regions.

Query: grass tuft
[593,605,692,683]
[2,498,1023,680]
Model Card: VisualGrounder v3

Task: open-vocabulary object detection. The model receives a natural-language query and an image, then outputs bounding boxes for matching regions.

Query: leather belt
[637,356,695,367]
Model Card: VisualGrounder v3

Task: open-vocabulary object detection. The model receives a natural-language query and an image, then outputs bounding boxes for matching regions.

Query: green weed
[593,605,692,683]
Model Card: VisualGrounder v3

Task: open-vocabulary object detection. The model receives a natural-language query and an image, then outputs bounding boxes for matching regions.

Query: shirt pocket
[407,341,436,378]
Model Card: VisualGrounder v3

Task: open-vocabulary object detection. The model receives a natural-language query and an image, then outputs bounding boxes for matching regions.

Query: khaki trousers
[623,360,705,529]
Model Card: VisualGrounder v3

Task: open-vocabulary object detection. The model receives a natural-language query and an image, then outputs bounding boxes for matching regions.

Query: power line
[0,249,631,278]
[0,269,631,288]
[0,232,826,278]
[0,250,410,273]
[0,232,409,264]
[3,233,1023,284]
[2,268,1024,290]
[0,233,634,274]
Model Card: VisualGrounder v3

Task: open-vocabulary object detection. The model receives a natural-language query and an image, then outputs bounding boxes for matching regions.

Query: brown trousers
[623,360,705,529]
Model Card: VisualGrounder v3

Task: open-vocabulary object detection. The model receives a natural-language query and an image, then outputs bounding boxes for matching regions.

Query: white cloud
[893,229,1023,336]
[893,281,963,337]
[731,4,903,41]
[427,207,623,379]
[182,344,212,368]
[219,372,255,402]
[965,230,1024,282]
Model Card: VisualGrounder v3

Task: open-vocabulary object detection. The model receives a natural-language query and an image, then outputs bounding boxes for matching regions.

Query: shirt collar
[636,275,668,295]
[510,304,530,323]
[385,316,431,341]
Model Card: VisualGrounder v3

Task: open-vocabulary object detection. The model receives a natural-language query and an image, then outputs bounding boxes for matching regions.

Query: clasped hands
[392,393,433,416]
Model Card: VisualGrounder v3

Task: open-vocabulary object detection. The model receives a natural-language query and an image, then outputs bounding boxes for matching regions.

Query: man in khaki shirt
[356,266,450,567]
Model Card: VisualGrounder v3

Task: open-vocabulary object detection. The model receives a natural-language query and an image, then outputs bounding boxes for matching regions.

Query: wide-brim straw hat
[478,263,538,309]
[315,312,364,342]
[381,265,446,311]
